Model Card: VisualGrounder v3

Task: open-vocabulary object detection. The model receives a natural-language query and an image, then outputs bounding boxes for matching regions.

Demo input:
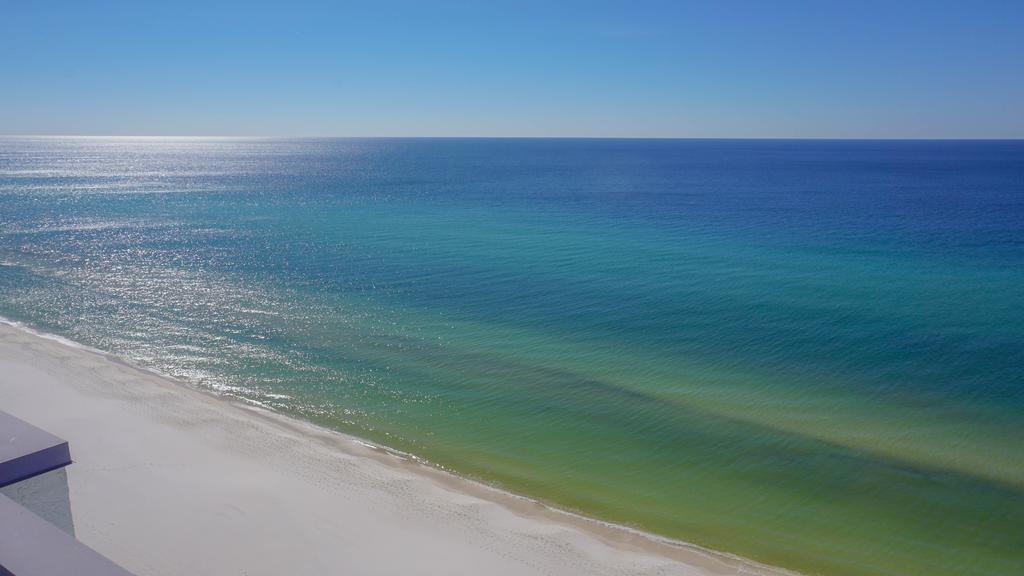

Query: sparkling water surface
[1,137,1022,576]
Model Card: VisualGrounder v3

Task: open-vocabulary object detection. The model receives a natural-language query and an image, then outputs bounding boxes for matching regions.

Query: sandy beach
[0,322,791,576]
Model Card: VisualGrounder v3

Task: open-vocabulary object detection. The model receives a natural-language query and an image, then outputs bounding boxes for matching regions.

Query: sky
[1,0,1023,138]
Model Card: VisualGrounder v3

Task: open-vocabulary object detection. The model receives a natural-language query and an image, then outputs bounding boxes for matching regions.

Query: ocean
[1,137,1021,576]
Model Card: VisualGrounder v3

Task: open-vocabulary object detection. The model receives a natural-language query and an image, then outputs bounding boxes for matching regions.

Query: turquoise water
[1,137,1022,575]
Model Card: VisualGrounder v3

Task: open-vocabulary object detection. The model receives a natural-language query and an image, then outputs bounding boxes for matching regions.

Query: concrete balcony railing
[0,410,133,576]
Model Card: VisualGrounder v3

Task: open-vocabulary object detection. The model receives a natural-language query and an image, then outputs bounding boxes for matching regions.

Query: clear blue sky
[2,0,1022,138]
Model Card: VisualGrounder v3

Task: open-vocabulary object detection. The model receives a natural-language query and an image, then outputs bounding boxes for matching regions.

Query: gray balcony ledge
[0,410,133,576]
[0,410,71,489]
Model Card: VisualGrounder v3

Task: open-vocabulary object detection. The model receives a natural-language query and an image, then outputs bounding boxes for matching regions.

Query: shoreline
[0,320,795,576]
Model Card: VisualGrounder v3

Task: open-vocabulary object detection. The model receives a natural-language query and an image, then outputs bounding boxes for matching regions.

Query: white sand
[0,323,792,576]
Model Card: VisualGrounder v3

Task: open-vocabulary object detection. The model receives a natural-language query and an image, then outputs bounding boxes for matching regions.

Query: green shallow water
[1,137,1023,575]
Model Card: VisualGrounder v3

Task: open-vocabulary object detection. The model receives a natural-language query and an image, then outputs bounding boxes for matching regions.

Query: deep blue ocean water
[1,137,1022,575]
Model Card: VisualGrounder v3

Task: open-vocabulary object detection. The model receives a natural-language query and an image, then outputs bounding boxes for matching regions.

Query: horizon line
[2,134,1024,142]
